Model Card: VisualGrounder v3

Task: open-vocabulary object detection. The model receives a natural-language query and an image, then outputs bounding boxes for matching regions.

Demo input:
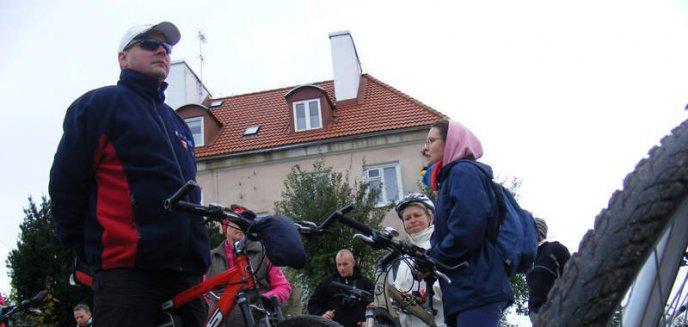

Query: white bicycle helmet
[395,193,435,219]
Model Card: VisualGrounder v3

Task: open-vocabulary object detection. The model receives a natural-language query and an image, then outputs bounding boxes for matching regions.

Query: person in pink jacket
[206,205,291,326]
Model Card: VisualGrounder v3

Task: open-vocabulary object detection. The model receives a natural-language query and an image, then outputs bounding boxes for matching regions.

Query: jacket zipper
[151,100,185,182]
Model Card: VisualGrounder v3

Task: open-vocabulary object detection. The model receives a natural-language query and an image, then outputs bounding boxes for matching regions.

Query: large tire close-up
[277,315,344,327]
[536,119,688,327]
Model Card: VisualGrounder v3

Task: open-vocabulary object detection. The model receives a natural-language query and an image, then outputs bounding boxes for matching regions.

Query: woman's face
[424,127,445,165]
[402,205,431,234]
[224,221,245,243]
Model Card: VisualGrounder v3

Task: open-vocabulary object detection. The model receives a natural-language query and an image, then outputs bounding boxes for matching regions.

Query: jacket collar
[118,69,168,103]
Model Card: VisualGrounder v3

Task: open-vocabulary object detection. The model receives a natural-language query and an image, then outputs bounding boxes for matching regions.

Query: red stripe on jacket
[93,134,138,269]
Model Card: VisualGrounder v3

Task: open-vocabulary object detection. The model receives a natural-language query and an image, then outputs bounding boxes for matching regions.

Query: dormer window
[293,99,322,132]
[184,117,204,147]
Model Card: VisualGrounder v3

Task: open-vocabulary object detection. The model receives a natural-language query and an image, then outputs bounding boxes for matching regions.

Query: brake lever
[434,269,451,284]
[353,233,374,244]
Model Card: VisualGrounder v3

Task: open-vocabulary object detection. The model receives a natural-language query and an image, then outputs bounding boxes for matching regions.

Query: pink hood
[443,120,483,164]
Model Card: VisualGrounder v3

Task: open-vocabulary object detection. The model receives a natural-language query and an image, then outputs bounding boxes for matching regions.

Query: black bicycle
[0,290,48,326]
[303,204,464,327]
[537,118,688,326]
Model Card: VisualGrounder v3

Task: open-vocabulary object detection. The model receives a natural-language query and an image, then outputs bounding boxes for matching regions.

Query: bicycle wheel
[277,315,344,327]
[536,119,688,327]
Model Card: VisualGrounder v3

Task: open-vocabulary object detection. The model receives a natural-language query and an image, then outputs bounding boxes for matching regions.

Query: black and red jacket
[49,69,210,275]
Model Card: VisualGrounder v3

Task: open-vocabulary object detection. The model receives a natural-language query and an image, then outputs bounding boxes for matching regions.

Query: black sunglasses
[125,38,172,54]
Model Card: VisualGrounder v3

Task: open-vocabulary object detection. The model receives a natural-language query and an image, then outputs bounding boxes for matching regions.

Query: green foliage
[6,197,92,326]
[207,221,225,248]
[509,273,529,315]
[274,161,388,310]
[607,309,621,327]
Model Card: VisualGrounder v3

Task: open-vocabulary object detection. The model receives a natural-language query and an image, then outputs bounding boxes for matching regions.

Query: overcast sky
[2,1,687,323]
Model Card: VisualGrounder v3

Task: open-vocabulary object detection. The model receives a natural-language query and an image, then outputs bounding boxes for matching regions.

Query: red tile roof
[194,74,446,158]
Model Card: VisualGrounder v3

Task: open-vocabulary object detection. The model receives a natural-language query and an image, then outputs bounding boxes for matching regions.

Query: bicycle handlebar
[165,181,252,231]
[330,281,374,302]
[314,204,467,282]
[165,181,328,236]
[0,290,48,321]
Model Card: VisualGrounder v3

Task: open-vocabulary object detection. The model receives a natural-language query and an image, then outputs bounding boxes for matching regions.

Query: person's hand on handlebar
[417,271,430,281]
[322,309,335,320]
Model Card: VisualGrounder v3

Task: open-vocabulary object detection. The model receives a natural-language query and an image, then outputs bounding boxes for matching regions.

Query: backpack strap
[489,181,507,229]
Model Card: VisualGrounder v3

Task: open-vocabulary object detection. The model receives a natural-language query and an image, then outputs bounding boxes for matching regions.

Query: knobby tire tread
[277,315,344,327]
[537,119,688,327]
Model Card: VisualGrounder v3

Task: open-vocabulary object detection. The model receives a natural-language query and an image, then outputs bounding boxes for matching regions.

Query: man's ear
[118,51,128,69]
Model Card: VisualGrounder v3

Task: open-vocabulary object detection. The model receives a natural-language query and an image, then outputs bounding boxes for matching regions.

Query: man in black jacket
[50,21,208,327]
[308,249,374,327]
[526,218,571,325]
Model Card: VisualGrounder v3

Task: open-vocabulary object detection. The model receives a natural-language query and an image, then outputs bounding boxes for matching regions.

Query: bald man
[307,249,374,327]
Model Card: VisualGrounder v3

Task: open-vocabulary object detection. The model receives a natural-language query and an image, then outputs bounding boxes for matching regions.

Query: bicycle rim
[537,118,688,327]
[621,200,688,326]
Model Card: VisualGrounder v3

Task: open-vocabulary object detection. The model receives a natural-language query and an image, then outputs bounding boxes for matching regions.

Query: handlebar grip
[164,180,198,210]
[340,203,355,215]
[337,213,374,236]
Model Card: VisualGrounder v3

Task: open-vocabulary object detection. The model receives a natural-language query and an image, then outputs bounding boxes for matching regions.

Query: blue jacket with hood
[429,159,513,316]
[49,69,210,275]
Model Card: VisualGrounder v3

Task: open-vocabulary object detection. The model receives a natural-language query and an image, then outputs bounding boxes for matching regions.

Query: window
[244,125,260,136]
[185,117,204,147]
[364,163,402,206]
[293,99,322,132]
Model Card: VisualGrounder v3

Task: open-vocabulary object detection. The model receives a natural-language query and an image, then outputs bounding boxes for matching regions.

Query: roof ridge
[210,78,335,101]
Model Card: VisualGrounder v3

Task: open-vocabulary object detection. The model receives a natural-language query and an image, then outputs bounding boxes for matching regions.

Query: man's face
[336,253,355,278]
[118,31,171,82]
[74,309,91,326]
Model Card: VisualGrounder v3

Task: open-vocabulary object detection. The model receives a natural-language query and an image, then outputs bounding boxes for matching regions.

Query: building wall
[196,128,430,236]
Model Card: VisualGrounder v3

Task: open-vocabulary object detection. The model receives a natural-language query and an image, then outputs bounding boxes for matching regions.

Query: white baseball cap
[119,21,180,52]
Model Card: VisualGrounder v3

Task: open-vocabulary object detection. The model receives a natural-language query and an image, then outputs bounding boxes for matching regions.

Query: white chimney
[166,60,211,109]
[329,31,362,102]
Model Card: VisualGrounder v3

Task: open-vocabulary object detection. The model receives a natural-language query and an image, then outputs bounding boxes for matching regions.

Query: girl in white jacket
[393,193,446,327]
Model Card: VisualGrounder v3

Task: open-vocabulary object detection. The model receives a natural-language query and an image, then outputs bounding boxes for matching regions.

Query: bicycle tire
[536,118,688,326]
[276,315,344,327]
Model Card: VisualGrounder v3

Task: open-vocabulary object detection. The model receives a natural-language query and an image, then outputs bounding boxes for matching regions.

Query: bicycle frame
[161,248,257,327]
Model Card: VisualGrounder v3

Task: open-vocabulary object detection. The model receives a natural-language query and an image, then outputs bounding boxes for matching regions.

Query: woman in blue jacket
[423,119,513,327]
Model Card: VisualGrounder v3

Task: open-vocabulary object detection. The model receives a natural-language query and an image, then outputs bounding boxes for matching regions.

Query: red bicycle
[159,180,341,327]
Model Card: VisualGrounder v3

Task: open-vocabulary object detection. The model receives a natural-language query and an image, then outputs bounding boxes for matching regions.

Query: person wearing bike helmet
[206,205,292,327]
[393,193,446,327]
[420,119,513,327]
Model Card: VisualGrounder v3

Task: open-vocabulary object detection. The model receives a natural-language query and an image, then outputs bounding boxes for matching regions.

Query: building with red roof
[171,31,446,230]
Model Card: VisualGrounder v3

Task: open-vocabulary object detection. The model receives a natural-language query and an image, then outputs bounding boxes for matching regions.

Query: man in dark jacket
[49,21,209,327]
[308,249,374,327]
[526,218,571,325]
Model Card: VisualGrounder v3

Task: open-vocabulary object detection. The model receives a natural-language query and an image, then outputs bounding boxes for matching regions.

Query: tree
[206,220,225,249]
[274,161,388,310]
[6,197,92,326]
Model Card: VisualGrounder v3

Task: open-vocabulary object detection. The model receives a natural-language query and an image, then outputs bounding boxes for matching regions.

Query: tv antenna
[198,30,207,80]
